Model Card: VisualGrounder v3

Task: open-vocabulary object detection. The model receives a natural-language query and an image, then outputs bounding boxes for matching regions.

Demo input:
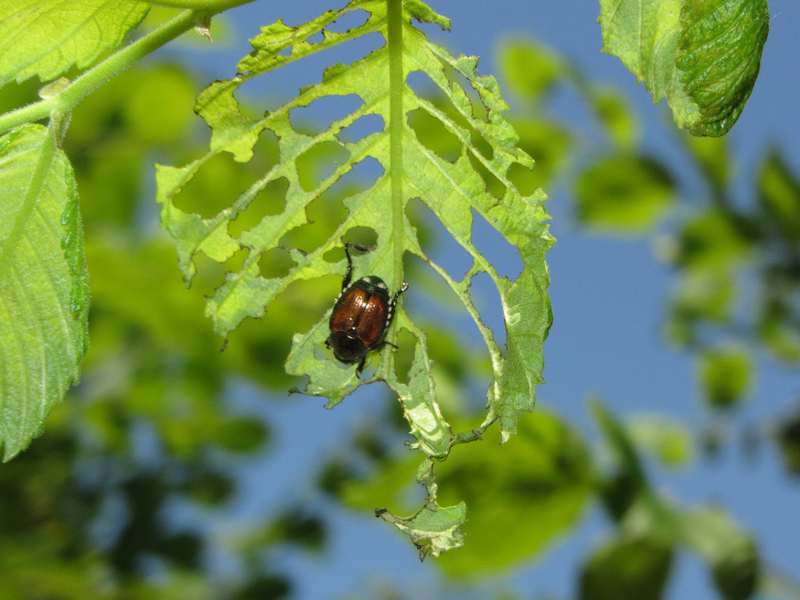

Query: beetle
[325,243,408,374]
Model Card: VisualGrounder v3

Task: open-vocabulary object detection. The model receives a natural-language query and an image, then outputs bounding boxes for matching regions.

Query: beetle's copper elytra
[326,244,408,374]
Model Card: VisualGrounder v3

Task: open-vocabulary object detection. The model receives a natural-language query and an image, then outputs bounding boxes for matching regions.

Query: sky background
[158,1,800,598]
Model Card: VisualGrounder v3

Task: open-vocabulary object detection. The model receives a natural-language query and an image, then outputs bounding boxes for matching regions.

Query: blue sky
[161,1,800,597]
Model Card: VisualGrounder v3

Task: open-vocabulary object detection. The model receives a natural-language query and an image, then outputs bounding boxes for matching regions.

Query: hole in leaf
[172,154,258,219]
[296,140,350,192]
[407,108,462,163]
[306,31,324,44]
[403,253,471,344]
[506,119,572,194]
[394,328,417,384]
[228,177,290,238]
[282,157,383,253]
[406,198,472,281]
[192,247,249,298]
[278,46,292,57]
[171,128,280,219]
[406,71,473,131]
[289,94,364,136]
[259,247,297,279]
[250,127,281,173]
[327,9,370,32]
[471,129,494,161]
[337,113,384,143]
[468,152,506,201]
[471,208,522,280]
[343,226,378,248]
[469,271,505,346]
[238,32,383,110]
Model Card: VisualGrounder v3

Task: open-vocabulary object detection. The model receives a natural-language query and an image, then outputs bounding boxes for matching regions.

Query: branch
[0,3,252,134]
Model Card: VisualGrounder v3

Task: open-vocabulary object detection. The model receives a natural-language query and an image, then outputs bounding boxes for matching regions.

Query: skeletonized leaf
[0,124,90,461]
[157,0,552,448]
[599,0,769,136]
[157,0,552,554]
[0,0,150,87]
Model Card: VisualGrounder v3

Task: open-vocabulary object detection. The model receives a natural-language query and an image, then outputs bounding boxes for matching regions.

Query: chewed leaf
[377,503,467,559]
[0,125,90,461]
[157,0,552,553]
[0,0,149,87]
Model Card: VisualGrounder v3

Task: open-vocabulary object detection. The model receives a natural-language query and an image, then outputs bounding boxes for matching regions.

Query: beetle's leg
[386,282,409,330]
[381,341,399,351]
[342,242,376,290]
[356,356,367,377]
[342,243,355,290]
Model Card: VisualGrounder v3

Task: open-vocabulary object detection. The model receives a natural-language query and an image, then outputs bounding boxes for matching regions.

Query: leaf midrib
[0,128,57,275]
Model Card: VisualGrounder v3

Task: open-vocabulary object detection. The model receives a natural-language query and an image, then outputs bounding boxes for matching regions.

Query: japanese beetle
[326,244,408,374]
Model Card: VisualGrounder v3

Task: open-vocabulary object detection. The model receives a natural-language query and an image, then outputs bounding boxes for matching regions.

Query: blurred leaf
[599,0,769,136]
[667,269,735,346]
[215,416,269,453]
[678,508,760,600]
[575,154,674,234]
[0,0,149,87]
[776,408,800,476]
[673,210,752,270]
[628,416,694,469]
[682,134,730,191]
[758,296,800,364]
[124,65,197,144]
[589,88,639,149]
[758,151,800,240]
[498,39,563,103]
[0,124,90,461]
[231,574,292,600]
[579,533,673,600]
[698,347,752,410]
[509,118,572,192]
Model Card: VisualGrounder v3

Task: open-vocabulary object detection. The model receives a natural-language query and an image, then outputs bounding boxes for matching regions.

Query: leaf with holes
[0,124,90,461]
[157,0,552,552]
[0,0,150,87]
[599,0,769,136]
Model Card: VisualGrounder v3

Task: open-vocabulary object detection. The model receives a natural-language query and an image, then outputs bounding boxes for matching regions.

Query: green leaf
[599,0,769,136]
[682,134,730,191]
[157,0,552,453]
[579,533,673,600]
[377,502,467,560]
[758,150,800,240]
[628,416,694,469]
[678,508,760,600]
[0,124,89,461]
[698,346,752,410]
[509,118,573,193]
[589,88,640,150]
[498,39,563,103]
[0,1,150,87]
[672,210,752,270]
[575,154,674,234]
[776,409,800,476]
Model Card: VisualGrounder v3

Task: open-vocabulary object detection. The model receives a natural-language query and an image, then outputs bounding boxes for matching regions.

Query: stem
[0,6,245,134]
[388,0,404,293]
